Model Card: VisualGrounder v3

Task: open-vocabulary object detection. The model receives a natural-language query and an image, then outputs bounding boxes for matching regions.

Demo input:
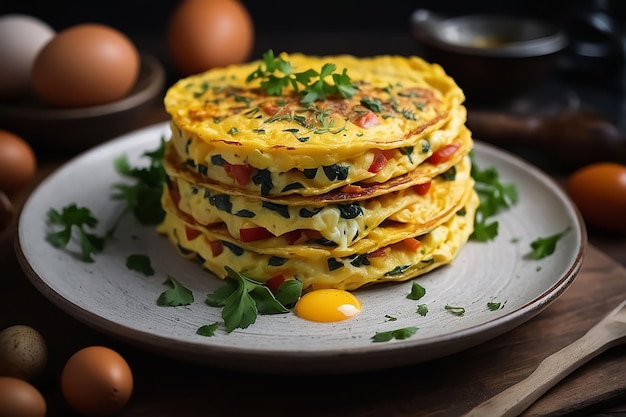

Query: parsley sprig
[470,151,518,241]
[530,226,571,259]
[206,267,302,332]
[46,204,105,263]
[110,137,167,230]
[246,49,358,104]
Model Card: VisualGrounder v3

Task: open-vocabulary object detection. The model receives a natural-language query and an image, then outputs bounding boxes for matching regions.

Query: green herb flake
[126,254,155,276]
[46,204,105,263]
[158,275,194,306]
[372,326,418,343]
[407,282,426,300]
[487,302,503,311]
[530,227,571,260]
[197,322,220,337]
[417,304,428,316]
[445,305,465,316]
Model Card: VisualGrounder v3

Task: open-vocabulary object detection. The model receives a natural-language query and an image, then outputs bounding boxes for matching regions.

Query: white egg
[0,14,56,98]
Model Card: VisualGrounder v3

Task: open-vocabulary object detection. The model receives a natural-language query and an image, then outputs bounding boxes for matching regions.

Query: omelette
[158,51,476,291]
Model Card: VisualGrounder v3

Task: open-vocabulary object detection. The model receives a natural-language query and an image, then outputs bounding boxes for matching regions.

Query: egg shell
[566,162,626,233]
[0,376,46,417]
[0,14,56,98]
[61,345,133,417]
[167,0,255,75]
[0,325,47,382]
[0,129,37,197]
[31,23,140,108]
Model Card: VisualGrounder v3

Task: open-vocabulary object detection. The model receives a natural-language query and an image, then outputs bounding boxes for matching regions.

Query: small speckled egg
[0,376,46,417]
[0,325,48,382]
[61,346,133,417]
[31,23,140,108]
[0,14,56,98]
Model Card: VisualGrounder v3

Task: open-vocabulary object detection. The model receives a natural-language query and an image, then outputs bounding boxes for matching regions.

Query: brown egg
[566,162,626,233]
[31,23,140,108]
[0,376,46,417]
[0,130,37,197]
[167,0,254,75]
[61,346,133,417]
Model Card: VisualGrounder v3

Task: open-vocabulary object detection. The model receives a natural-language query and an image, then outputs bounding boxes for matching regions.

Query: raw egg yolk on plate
[295,289,362,322]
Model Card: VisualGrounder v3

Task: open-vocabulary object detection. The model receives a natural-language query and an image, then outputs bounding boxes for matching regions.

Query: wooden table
[2,33,626,417]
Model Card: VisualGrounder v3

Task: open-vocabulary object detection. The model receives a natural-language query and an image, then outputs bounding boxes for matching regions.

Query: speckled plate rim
[15,122,587,374]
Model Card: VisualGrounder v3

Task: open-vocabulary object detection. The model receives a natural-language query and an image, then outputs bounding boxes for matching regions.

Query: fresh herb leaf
[530,226,571,259]
[417,304,428,316]
[110,137,167,232]
[205,267,300,332]
[372,326,418,342]
[46,204,105,263]
[126,254,155,276]
[197,322,220,337]
[407,282,426,300]
[158,275,194,306]
[445,305,465,316]
[487,302,503,311]
[246,49,358,103]
[470,151,518,241]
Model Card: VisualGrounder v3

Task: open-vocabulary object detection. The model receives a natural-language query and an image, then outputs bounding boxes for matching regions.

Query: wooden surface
[0,143,626,416]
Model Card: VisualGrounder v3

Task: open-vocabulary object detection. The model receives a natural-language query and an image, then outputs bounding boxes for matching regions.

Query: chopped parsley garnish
[205,267,302,333]
[417,304,429,316]
[445,305,465,316]
[158,275,194,306]
[530,226,571,259]
[45,204,105,263]
[246,49,358,104]
[407,282,426,300]
[487,301,503,311]
[197,323,220,337]
[111,137,167,230]
[372,326,418,342]
[126,254,155,276]
[470,151,518,241]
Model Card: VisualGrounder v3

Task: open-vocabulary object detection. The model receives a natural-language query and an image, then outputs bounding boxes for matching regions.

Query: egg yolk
[295,289,362,322]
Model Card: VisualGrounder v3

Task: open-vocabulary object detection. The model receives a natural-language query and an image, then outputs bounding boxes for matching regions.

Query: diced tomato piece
[185,226,202,241]
[224,162,254,185]
[240,226,275,242]
[367,247,389,258]
[168,180,181,206]
[398,238,421,252]
[304,230,324,240]
[260,101,279,115]
[210,241,223,257]
[354,111,381,128]
[426,143,460,165]
[284,230,303,245]
[368,153,388,173]
[265,274,285,293]
[340,184,364,194]
[413,181,431,195]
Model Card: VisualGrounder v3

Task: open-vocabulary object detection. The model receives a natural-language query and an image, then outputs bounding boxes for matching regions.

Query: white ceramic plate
[16,122,586,374]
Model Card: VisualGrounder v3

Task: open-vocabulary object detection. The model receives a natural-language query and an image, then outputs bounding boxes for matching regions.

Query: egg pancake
[164,53,466,197]
[157,189,479,291]
[164,152,473,250]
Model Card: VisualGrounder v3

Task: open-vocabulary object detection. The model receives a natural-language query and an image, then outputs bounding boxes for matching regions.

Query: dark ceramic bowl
[0,53,166,152]
[411,9,568,103]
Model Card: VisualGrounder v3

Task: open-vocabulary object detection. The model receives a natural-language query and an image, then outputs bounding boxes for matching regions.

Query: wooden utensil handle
[462,329,619,417]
